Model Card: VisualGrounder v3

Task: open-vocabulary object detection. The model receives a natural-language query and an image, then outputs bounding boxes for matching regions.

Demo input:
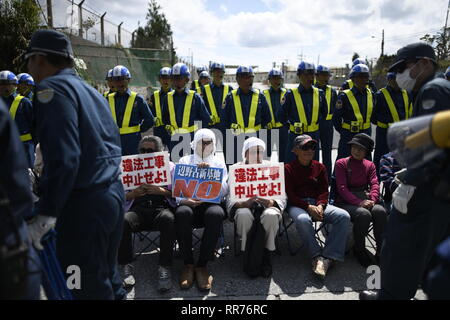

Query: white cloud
[81,0,448,71]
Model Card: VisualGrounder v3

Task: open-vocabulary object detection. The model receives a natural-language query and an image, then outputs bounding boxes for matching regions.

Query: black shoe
[354,249,377,268]
[261,251,272,278]
[359,290,379,300]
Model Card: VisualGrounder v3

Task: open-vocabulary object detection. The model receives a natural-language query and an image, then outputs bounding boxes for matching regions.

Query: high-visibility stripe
[108,92,141,134]
[9,95,33,141]
[167,90,197,134]
[289,87,319,133]
[231,89,261,134]
[204,84,226,125]
[325,86,333,120]
[263,88,285,128]
[377,88,410,129]
[342,89,373,132]
[153,90,164,127]
[194,80,202,95]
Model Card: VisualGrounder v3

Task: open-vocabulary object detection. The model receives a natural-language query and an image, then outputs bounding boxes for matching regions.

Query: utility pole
[118,22,123,46]
[381,29,385,57]
[100,12,106,46]
[46,0,53,27]
[78,0,85,38]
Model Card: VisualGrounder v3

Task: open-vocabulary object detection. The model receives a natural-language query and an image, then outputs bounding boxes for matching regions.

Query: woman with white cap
[227,137,286,277]
[174,129,228,292]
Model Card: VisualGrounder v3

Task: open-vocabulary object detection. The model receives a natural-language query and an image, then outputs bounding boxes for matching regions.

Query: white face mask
[396,61,423,91]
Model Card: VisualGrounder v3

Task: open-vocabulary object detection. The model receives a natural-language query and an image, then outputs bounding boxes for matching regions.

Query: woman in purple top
[335,133,387,268]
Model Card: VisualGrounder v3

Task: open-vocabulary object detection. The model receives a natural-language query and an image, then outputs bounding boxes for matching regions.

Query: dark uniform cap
[293,134,318,148]
[347,133,374,152]
[25,29,74,60]
[388,42,436,72]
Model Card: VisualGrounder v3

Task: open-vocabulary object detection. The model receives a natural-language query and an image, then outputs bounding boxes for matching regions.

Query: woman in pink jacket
[334,133,387,268]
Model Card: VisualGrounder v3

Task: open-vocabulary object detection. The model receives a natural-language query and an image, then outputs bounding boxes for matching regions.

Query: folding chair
[191,222,227,259]
[132,228,161,259]
[279,211,328,256]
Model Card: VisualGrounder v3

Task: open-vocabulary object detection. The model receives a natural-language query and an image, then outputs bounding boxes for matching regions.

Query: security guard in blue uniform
[201,62,233,155]
[279,62,327,163]
[341,58,377,93]
[198,71,211,90]
[0,70,35,168]
[107,65,155,155]
[25,29,126,300]
[149,67,172,149]
[371,72,412,173]
[190,65,208,95]
[161,62,211,158]
[103,69,115,97]
[17,73,35,100]
[263,68,288,162]
[0,99,41,300]
[222,65,272,164]
[333,64,374,161]
[315,65,337,178]
[360,42,450,300]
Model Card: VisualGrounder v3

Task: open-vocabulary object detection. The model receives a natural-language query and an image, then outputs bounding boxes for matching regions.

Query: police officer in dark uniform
[371,72,412,173]
[107,65,155,156]
[161,62,211,159]
[333,64,374,161]
[360,42,450,300]
[0,99,41,300]
[25,29,127,300]
[315,65,338,178]
[201,62,233,156]
[149,67,172,149]
[190,65,208,95]
[0,70,35,168]
[341,58,377,93]
[221,65,272,165]
[279,62,327,163]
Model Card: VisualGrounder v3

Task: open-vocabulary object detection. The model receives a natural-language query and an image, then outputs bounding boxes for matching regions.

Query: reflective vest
[341,89,373,133]
[324,85,333,120]
[153,90,168,127]
[108,91,141,135]
[9,95,32,142]
[231,89,261,134]
[289,87,320,134]
[166,90,197,135]
[377,88,411,129]
[194,80,202,95]
[204,84,229,125]
[263,88,286,128]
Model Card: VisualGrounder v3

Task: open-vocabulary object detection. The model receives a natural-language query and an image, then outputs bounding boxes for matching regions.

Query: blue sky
[48,0,448,72]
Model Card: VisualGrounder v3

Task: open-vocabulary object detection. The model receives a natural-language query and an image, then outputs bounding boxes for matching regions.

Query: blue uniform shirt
[1,92,33,138]
[278,84,327,128]
[333,86,375,133]
[33,68,123,217]
[222,87,272,131]
[201,82,234,128]
[372,85,410,125]
[411,73,450,117]
[161,87,212,130]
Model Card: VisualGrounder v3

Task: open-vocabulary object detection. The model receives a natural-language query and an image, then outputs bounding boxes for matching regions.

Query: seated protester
[334,133,387,267]
[227,137,287,277]
[285,135,350,279]
[379,151,402,205]
[117,135,176,292]
[175,129,228,292]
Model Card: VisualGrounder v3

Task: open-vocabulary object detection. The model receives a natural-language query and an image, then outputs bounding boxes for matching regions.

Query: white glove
[392,183,416,214]
[27,215,57,250]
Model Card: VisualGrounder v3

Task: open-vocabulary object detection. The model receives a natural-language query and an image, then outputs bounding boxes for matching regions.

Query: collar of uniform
[351,86,367,96]
[173,87,191,95]
[160,88,172,94]
[315,83,327,90]
[269,86,282,94]
[210,82,224,89]
[297,84,313,93]
[236,87,257,95]
[386,85,401,93]
[55,68,76,77]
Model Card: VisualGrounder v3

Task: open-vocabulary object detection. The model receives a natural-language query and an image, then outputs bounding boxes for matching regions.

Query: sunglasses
[300,145,316,151]
[140,148,155,154]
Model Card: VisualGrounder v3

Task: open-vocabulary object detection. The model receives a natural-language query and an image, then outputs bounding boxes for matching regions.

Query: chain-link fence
[36,0,133,47]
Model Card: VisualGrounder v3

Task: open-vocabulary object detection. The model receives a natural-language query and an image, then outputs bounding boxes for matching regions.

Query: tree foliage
[0,0,41,72]
[131,0,173,50]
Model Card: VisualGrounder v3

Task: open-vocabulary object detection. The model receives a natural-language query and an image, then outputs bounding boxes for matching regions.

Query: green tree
[421,26,450,64]
[0,0,41,72]
[132,0,173,50]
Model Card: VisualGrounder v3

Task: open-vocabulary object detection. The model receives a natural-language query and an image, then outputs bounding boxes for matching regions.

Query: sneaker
[158,266,172,292]
[179,264,195,289]
[122,264,135,288]
[194,267,213,292]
